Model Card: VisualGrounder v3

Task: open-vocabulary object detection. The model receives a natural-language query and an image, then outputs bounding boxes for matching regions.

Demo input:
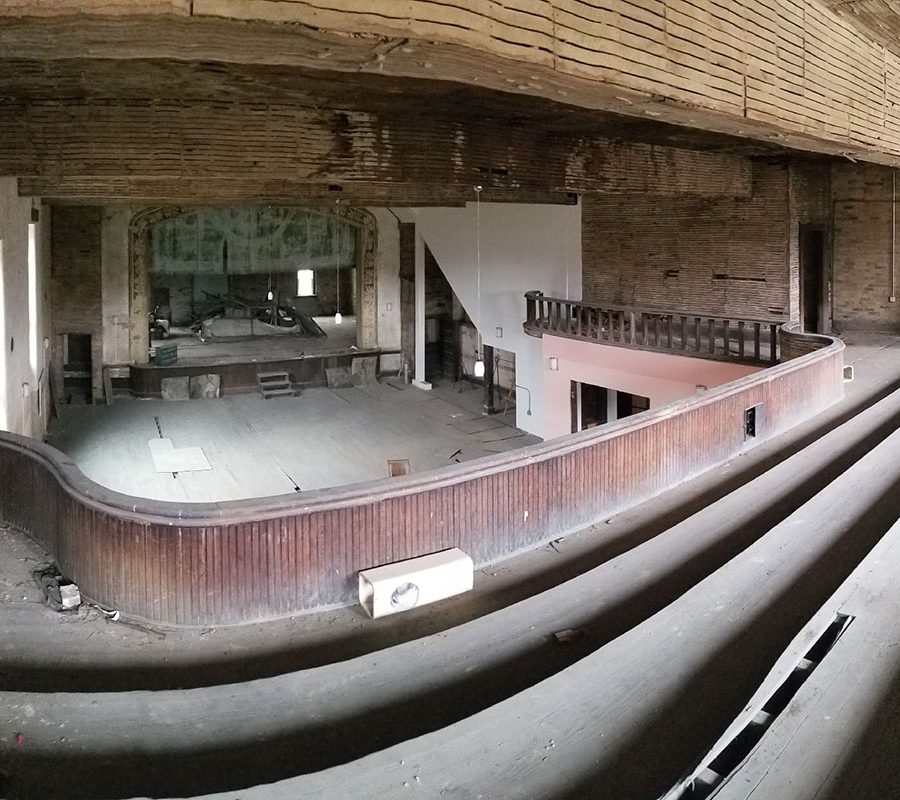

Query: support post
[607,388,618,424]
[483,343,495,415]
[412,232,431,390]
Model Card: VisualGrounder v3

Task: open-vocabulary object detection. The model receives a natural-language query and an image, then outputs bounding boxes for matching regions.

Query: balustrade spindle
[523,291,780,367]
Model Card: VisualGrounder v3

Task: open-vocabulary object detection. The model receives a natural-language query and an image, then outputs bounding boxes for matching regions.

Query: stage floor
[154,315,359,366]
[47,379,539,502]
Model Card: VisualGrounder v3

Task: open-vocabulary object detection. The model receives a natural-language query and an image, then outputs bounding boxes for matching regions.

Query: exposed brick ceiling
[0,58,790,158]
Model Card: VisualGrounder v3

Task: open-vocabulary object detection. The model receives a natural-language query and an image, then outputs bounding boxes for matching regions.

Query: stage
[130,315,396,397]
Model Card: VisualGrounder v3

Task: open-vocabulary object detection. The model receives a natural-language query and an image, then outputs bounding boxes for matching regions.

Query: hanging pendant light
[473,185,485,378]
[334,205,343,325]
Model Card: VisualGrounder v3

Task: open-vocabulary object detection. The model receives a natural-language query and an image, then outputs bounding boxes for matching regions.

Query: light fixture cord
[476,185,482,330]
[335,211,340,315]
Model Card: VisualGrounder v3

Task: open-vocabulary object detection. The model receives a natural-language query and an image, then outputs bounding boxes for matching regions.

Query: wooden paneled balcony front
[524,291,781,366]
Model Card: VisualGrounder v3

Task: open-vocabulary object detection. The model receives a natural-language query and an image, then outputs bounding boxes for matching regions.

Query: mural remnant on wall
[150,207,357,274]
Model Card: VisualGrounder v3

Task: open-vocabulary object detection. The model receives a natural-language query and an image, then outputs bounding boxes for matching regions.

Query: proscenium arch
[128,204,378,364]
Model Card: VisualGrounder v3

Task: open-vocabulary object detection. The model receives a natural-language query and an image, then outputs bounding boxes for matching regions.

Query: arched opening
[128,204,377,365]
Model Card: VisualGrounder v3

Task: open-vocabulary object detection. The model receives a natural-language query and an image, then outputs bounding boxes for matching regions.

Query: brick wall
[50,206,103,402]
[582,163,791,319]
[832,163,899,332]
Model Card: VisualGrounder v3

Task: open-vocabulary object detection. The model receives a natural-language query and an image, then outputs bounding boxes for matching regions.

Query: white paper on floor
[148,438,212,473]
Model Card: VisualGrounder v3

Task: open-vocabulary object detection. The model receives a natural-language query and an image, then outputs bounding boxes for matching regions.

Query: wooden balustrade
[525,290,782,365]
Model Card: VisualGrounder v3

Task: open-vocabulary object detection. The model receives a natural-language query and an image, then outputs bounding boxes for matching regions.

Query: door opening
[62,333,92,404]
[800,225,826,333]
[571,381,650,433]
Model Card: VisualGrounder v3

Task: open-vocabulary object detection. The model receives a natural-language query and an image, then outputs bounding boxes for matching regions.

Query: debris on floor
[32,563,81,611]
[552,628,586,645]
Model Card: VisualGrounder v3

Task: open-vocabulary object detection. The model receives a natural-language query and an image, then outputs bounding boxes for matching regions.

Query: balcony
[524,290,781,366]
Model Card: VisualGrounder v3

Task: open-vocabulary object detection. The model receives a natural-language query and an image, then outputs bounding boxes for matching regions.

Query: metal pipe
[514,383,532,416]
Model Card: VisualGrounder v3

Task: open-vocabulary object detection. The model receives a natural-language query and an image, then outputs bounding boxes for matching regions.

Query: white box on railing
[358,548,474,619]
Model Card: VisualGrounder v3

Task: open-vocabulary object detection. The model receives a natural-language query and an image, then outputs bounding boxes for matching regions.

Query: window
[296,269,315,297]
[28,223,38,376]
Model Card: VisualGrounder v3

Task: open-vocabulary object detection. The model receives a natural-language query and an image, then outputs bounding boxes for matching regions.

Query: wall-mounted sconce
[495,326,503,339]
[549,357,559,371]
[266,290,274,301]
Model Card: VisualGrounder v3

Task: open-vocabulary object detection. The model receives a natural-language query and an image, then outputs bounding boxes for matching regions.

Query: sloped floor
[2,333,900,800]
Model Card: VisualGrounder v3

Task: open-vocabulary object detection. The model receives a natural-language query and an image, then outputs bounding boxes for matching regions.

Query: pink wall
[542,335,761,439]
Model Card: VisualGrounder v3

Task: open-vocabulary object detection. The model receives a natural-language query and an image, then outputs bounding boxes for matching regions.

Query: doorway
[62,333,92,404]
[800,225,826,333]
[570,381,650,433]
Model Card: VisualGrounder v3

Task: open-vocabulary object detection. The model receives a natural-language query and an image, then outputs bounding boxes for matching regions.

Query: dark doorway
[63,333,92,404]
[617,391,651,419]
[570,381,651,433]
[800,225,826,333]
[580,382,607,429]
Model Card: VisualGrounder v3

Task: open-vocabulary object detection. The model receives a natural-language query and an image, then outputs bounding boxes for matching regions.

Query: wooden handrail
[524,290,782,365]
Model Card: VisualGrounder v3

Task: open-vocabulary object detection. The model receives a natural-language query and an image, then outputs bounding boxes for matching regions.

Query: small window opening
[744,403,763,439]
[297,269,315,297]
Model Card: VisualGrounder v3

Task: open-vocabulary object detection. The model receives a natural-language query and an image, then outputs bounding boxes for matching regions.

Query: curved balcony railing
[0,326,843,626]
[524,290,782,365]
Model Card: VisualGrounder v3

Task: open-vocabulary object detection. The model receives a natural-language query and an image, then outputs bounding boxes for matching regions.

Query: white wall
[542,335,762,439]
[369,207,402,371]
[0,178,50,437]
[395,202,582,436]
